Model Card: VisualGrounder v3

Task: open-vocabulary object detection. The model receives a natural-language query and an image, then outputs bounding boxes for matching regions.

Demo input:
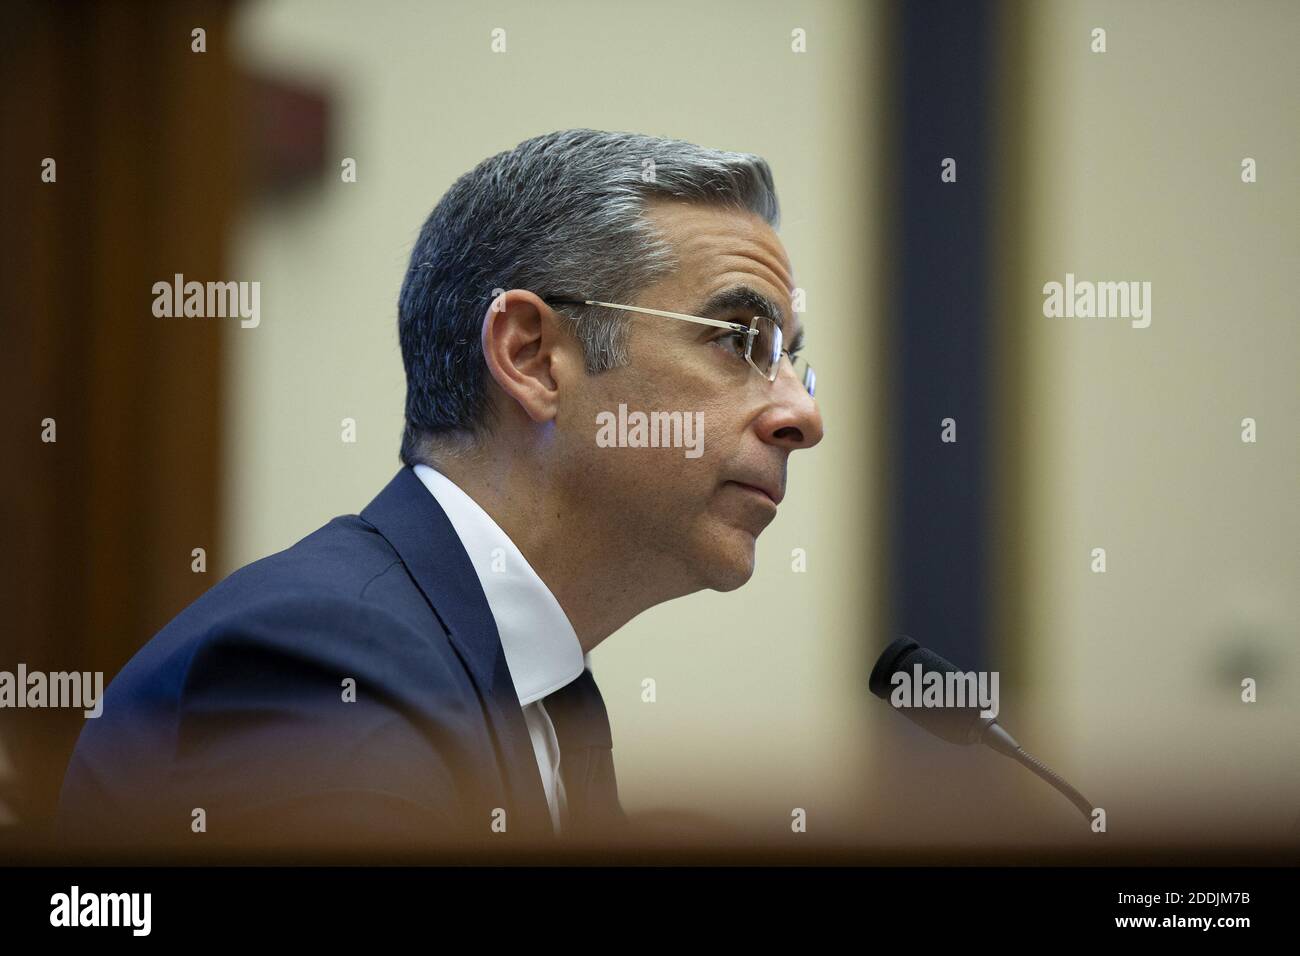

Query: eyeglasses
[543,297,815,398]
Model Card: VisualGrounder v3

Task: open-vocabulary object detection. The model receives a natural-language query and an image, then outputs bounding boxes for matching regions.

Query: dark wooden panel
[0,0,236,840]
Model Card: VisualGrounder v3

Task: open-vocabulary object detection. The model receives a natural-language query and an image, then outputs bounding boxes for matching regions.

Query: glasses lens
[793,355,816,397]
[750,317,782,380]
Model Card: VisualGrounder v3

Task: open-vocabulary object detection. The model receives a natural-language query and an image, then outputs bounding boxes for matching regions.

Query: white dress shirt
[412,464,586,834]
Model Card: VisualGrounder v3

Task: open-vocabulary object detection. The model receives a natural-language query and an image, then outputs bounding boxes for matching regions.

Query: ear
[480,289,571,424]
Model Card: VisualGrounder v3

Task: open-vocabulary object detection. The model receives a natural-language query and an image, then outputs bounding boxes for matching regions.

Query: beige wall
[225,0,884,836]
[1010,0,1298,843]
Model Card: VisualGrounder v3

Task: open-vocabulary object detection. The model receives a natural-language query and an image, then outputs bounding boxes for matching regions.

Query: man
[56,129,823,855]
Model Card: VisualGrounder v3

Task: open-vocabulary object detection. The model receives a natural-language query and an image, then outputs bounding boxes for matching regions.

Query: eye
[710,329,750,358]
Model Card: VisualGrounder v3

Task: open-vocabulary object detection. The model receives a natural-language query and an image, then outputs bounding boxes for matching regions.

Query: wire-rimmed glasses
[543,297,815,398]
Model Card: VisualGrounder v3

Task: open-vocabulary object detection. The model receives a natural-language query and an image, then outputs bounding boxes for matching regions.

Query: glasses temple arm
[547,298,757,335]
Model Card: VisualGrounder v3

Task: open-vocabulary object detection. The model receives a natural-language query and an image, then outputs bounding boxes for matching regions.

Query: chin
[702,533,758,592]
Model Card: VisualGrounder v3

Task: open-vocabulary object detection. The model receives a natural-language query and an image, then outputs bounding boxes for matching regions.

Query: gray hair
[397,128,780,466]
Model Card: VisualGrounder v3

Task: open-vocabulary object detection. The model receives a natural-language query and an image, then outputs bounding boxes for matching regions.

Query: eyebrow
[695,285,804,348]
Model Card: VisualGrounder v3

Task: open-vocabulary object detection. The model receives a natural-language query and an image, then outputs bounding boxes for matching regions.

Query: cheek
[693,402,745,467]
[558,357,740,485]
[557,370,627,445]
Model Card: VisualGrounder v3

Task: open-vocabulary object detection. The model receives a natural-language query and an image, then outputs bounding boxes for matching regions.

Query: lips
[728,480,782,507]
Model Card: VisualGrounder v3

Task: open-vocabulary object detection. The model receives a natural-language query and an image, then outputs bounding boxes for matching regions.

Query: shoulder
[176,513,464,701]
[58,505,494,851]
[208,512,411,609]
[96,509,469,736]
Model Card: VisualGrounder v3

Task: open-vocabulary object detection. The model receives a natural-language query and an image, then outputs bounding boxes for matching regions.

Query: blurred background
[1,0,1295,859]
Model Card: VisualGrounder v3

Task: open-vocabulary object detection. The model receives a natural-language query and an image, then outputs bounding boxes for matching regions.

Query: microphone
[869,636,1095,822]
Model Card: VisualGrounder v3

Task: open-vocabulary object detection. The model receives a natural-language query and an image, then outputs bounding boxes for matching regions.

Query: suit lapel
[361,466,554,841]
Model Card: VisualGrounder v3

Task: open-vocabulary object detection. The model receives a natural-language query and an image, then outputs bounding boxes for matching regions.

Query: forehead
[641,199,795,318]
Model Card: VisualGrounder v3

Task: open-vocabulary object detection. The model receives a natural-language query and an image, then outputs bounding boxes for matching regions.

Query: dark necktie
[544,668,627,837]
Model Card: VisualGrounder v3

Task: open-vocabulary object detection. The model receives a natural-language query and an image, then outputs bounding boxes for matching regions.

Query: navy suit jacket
[56,466,575,853]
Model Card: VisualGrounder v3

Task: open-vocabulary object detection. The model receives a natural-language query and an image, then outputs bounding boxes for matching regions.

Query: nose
[758,358,824,450]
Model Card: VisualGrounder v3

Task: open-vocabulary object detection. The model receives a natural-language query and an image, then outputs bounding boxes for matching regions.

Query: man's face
[552,199,824,596]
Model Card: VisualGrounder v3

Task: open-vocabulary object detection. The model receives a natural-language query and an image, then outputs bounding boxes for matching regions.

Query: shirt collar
[412,464,586,705]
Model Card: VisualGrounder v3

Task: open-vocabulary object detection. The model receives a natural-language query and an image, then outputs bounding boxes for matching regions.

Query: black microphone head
[869,636,991,745]
[868,636,922,698]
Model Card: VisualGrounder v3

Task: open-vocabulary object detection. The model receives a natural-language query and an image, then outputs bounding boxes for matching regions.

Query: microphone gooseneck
[870,636,1095,823]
